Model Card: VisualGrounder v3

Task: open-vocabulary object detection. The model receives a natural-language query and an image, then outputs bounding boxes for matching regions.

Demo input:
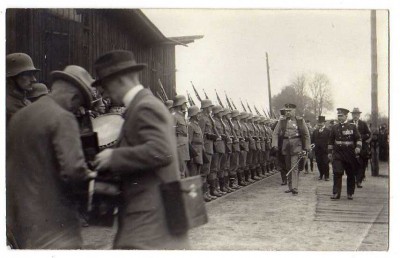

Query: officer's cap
[201,99,214,109]
[172,95,188,107]
[188,106,200,117]
[212,105,224,115]
[284,103,296,109]
[337,108,350,115]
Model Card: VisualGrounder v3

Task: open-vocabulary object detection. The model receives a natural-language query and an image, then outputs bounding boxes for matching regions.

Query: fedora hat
[50,65,94,109]
[92,50,146,87]
[351,107,362,114]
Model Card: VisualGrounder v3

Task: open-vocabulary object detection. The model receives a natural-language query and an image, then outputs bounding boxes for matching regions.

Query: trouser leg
[290,155,299,191]
[332,159,345,196]
[344,162,356,195]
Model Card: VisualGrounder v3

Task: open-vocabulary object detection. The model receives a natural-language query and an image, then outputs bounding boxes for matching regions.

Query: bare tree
[308,73,333,116]
[290,74,308,116]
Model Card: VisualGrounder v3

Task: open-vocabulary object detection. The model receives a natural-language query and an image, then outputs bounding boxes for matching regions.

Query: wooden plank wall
[6,9,177,99]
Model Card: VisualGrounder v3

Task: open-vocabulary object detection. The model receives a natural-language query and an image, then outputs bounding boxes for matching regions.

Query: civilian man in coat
[311,116,331,181]
[7,65,96,249]
[92,50,190,249]
[349,108,372,188]
[6,53,40,125]
[272,104,311,195]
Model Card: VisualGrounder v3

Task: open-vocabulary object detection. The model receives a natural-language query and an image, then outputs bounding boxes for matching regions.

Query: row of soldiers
[168,95,278,202]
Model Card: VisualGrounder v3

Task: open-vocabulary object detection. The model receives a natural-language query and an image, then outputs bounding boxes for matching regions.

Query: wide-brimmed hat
[50,65,94,109]
[92,50,146,87]
[222,108,231,116]
[351,107,362,114]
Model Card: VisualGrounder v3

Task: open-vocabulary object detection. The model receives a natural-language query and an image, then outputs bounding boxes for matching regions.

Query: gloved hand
[355,147,361,155]
[328,153,333,162]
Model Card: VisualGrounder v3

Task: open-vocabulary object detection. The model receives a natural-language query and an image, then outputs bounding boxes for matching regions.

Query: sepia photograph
[1,0,395,256]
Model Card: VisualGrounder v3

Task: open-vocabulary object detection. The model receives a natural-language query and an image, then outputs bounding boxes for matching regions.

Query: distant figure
[7,65,96,249]
[27,82,49,102]
[378,123,389,161]
[6,53,40,124]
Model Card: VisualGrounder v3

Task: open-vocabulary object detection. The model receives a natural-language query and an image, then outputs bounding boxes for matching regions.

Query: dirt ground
[82,163,389,251]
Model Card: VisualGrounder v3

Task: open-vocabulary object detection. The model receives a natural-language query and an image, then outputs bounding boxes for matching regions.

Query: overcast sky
[143,9,388,120]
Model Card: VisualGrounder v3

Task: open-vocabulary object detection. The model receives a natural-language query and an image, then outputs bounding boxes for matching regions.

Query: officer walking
[349,108,372,188]
[312,116,331,181]
[172,95,190,178]
[329,108,362,200]
[272,104,311,195]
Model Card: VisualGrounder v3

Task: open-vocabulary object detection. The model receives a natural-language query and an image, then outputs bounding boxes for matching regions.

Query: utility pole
[370,10,379,176]
[266,52,273,114]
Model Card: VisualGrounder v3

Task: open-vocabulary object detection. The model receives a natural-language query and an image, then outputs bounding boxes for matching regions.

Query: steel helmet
[27,83,49,98]
[172,95,188,107]
[165,100,174,109]
[231,110,240,118]
[201,99,214,109]
[188,106,200,117]
[212,105,224,115]
[6,53,40,77]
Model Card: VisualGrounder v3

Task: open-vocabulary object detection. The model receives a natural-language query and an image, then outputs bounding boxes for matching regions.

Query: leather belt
[335,140,354,146]
[283,136,300,139]
[176,133,188,137]
[192,142,203,145]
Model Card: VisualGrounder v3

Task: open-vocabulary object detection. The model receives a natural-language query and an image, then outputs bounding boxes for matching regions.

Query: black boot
[219,178,229,193]
[238,171,248,186]
[209,180,222,197]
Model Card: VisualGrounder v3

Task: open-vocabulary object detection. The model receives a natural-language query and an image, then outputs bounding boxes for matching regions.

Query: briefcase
[160,175,208,235]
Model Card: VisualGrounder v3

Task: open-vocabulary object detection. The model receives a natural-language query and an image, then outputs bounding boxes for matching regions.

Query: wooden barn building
[6,9,203,99]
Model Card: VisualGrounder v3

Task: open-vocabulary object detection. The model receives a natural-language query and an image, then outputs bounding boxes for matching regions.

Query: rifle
[203,89,210,100]
[254,105,262,116]
[240,99,247,112]
[156,91,166,102]
[191,81,203,102]
[215,90,225,108]
[158,79,169,101]
[262,108,269,118]
[186,91,195,106]
[246,101,253,114]
[225,91,234,110]
[230,98,238,110]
